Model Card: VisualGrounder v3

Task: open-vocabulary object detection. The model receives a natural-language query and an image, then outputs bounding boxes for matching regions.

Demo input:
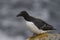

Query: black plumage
[16,11,56,31]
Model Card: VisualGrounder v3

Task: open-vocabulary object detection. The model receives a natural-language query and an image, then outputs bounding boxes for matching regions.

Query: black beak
[16,15,19,17]
[16,14,21,17]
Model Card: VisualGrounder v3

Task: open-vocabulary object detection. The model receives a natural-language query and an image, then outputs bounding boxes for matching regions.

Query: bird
[16,11,56,34]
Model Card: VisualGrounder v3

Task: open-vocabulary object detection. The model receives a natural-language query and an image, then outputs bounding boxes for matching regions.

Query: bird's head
[16,11,29,17]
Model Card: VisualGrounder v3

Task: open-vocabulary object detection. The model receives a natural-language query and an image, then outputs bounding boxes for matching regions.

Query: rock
[27,33,60,40]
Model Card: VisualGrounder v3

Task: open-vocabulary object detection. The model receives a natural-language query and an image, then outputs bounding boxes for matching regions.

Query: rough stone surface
[27,33,60,40]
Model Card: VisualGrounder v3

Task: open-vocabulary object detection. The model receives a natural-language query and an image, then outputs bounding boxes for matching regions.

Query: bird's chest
[25,21,36,30]
[25,21,40,33]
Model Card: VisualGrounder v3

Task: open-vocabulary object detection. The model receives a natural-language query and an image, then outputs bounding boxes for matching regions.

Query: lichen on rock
[27,33,60,40]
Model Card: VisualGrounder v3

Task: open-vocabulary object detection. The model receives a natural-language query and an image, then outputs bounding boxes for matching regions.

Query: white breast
[25,21,47,34]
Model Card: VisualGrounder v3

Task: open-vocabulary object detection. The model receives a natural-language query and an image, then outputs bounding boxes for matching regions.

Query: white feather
[25,21,47,34]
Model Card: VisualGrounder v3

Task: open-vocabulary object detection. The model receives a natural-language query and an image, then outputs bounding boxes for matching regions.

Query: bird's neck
[23,15,31,21]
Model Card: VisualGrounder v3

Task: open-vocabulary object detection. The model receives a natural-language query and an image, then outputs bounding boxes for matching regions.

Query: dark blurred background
[0,0,60,40]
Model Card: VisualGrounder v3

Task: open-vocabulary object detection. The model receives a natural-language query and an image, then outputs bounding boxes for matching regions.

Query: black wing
[31,17,56,30]
[32,18,46,29]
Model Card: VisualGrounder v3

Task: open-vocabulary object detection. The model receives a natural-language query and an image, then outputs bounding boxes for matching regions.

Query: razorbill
[16,11,56,34]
